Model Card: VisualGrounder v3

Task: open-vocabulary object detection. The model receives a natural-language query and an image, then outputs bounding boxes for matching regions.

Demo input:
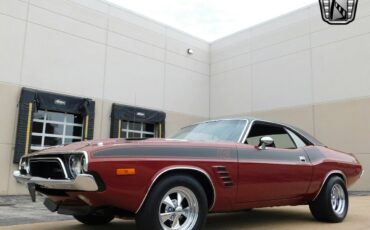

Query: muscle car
[14,118,363,230]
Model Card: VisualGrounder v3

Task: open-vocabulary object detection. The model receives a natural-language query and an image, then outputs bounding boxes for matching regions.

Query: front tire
[309,176,348,223]
[136,175,208,230]
[73,213,114,225]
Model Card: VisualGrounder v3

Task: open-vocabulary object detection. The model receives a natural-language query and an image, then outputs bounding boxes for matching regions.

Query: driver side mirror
[258,136,275,150]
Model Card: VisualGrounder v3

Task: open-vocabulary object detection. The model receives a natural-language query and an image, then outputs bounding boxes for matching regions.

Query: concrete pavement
[1,196,369,230]
[0,196,71,226]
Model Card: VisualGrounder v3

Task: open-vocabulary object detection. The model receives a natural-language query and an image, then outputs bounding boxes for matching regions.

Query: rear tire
[309,176,348,223]
[73,213,114,225]
[136,174,208,230]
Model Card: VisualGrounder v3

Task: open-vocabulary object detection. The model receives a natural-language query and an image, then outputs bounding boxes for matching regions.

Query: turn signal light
[116,168,136,175]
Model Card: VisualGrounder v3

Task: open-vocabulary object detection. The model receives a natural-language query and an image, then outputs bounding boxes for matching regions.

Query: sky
[107,0,317,42]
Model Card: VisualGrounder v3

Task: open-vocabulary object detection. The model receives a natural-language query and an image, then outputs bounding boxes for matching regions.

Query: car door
[236,121,313,203]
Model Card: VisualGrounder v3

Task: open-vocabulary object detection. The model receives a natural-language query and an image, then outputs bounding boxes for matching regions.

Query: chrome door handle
[299,156,307,163]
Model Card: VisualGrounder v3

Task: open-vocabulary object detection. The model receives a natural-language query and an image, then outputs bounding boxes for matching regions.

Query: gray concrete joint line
[212,24,370,77]
[19,19,209,77]
[28,2,108,30]
[6,4,209,65]
[308,12,316,137]
[211,13,370,65]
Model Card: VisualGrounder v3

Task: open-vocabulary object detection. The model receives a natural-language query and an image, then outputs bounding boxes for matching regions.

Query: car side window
[285,128,307,148]
[246,123,297,149]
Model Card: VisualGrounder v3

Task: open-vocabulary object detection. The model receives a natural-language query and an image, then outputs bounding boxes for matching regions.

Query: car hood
[28,138,237,156]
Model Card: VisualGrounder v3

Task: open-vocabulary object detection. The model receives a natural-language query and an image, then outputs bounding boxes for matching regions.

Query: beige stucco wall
[0,83,23,194]
[314,98,370,191]
[210,0,370,191]
[217,98,370,191]
[253,98,370,191]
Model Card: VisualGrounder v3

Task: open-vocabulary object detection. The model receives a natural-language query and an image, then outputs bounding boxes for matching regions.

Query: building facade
[0,0,369,195]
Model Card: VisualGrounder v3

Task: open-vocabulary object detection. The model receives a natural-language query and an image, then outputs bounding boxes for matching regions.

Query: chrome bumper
[13,171,99,191]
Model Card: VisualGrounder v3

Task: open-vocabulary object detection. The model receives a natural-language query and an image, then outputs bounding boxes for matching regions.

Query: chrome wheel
[331,184,346,215]
[159,186,199,230]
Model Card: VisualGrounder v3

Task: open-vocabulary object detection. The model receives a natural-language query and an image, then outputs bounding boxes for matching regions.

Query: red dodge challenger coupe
[14,118,363,230]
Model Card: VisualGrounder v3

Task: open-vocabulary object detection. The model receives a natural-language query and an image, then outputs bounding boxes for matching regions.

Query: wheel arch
[313,170,347,201]
[136,166,216,213]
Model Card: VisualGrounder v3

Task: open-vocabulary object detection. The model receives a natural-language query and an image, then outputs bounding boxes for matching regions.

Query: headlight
[19,157,30,174]
[69,155,85,178]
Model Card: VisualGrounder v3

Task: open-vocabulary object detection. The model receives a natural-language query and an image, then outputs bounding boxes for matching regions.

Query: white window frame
[31,110,83,151]
[121,121,155,138]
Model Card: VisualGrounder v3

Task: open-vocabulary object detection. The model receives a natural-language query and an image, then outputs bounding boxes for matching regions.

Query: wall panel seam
[0,11,26,22]
[309,8,370,34]
[99,4,110,139]
[109,29,209,64]
[18,0,30,87]
[308,7,316,137]
[163,27,168,111]
[28,2,107,30]
[108,17,209,52]
[28,2,209,64]
[211,32,309,65]
[211,13,370,65]
[212,48,310,76]
[115,32,370,78]
[67,0,109,15]
[311,30,370,49]
[19,20,208,76]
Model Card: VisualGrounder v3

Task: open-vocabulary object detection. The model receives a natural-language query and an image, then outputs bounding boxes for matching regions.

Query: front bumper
[13,171,99,191]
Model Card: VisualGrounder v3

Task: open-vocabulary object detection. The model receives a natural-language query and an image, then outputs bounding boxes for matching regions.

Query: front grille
[29,158,67,179]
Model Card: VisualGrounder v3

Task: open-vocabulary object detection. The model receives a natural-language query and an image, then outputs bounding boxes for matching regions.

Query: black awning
[111,103,166,124]
[21,88,94,115]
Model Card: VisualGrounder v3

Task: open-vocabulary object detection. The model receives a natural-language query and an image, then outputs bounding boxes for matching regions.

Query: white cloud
[107,0,316,41]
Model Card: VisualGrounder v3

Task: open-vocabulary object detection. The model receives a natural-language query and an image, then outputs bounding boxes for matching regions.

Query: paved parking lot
[1,195,370,230]
[0,196,71,226]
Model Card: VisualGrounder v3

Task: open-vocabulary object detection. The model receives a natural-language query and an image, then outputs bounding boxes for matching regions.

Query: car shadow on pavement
[36,208,314,230]
[205,208,315,230]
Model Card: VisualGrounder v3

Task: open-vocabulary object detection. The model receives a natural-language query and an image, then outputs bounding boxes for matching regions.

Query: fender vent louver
[212,166,234,187]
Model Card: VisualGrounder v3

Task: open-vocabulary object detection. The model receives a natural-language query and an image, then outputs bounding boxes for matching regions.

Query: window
[171,120,247,142]
[31,110,83,151]
[120,121,156,138]
[286,129,307,148]
[246,123,297,149]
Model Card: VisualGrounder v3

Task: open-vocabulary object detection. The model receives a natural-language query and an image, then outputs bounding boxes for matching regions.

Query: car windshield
[171,120,247,142]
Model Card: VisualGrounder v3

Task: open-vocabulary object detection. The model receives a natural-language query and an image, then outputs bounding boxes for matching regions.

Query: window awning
[21,88,94,116]
[110,103,166,138]
[111,103,166,124]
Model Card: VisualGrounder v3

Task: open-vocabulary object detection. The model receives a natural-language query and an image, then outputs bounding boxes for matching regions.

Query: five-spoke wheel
[309,176,348,223]
[136,175,208,230]
[331,184,346,216]
[159,186,199,229]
